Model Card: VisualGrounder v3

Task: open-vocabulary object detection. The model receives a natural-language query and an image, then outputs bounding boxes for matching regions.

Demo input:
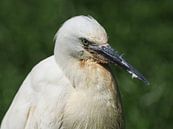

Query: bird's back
[1,56,72,129]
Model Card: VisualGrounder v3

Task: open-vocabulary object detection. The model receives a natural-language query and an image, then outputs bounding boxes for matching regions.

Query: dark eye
[81,38,89,46]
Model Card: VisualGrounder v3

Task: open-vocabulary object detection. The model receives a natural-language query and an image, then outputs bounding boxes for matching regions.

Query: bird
[1,15,149,129]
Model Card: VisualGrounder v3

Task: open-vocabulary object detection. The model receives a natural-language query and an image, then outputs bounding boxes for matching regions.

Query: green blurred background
[0,0,172,129]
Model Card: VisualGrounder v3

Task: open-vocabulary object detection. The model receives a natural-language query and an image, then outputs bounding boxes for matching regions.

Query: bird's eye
[81,38,89,46]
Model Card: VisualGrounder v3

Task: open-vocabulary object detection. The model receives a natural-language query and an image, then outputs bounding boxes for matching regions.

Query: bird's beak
[88,44,150,85]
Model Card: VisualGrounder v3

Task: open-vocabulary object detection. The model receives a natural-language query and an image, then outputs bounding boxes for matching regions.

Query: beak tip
[130,72,150,86]
[138,76,150,86]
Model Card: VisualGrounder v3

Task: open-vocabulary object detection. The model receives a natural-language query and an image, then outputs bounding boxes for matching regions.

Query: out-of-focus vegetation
[0,0,172,129]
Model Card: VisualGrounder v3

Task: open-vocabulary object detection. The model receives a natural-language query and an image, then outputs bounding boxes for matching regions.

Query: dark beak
[89,44,150,85]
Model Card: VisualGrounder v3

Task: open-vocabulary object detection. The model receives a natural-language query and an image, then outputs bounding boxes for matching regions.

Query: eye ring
[81,38,89,46]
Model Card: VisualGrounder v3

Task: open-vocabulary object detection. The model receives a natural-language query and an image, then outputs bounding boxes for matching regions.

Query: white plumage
[1,15,149,129]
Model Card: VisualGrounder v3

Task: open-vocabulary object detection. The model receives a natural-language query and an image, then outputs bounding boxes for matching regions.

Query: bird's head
[54,15,149,85]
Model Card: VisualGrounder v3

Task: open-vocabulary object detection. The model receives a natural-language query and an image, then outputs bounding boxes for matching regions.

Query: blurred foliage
[0,0,173,129]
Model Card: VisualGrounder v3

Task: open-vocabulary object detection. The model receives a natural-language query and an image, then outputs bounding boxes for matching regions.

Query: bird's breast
[63,60,122,129]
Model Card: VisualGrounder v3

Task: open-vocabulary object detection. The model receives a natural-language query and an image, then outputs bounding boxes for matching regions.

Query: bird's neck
[56,58,115,90]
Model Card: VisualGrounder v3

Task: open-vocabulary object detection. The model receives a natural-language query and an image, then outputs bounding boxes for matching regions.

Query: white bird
[1,16,149,129]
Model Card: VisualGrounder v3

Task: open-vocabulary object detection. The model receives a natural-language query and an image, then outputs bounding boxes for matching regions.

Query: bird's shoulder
[29,55,70,87]
[16,55,72,97]
[30,55,63,79]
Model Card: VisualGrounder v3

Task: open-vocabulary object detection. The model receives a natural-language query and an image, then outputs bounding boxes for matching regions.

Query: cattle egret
[1,15,149,129]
